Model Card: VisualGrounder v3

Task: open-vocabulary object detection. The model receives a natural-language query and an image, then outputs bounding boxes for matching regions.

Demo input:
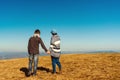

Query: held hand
[47,50,50,54]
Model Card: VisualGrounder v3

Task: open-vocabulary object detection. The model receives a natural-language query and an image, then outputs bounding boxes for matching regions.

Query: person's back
[50,34,61,57]
[28,36,47,54]
[27,29,49,76]
[50,30,62,74]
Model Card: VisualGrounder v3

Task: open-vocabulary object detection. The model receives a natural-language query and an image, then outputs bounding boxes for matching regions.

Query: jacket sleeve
[39,38,48,52]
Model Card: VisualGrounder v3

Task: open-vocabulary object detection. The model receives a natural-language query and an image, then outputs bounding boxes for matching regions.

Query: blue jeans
[28,54,39,74]
[51,56,61,73]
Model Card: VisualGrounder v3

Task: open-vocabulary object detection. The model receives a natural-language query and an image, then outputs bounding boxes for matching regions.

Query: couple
[28,29,62,76]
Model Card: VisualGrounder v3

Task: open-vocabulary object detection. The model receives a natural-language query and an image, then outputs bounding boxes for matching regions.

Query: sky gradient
[0,0,120,52]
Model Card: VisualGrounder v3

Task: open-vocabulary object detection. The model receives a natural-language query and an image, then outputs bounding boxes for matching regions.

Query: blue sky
[0,0,120,52]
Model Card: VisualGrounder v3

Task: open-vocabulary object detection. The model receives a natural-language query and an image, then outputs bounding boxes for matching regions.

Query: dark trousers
[51,56,61,73]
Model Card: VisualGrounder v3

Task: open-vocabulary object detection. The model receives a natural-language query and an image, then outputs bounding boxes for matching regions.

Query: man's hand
[47,50,50,54]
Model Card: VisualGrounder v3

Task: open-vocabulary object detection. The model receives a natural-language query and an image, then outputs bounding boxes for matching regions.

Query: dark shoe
[27,71,32,76]
[33,72,37,76]
[52,72,56,74]
[58,69,62,74]
[33,73,37,76]
[58,71,62,74]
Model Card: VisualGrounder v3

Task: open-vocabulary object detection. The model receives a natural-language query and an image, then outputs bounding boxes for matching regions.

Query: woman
[49,30,62,74]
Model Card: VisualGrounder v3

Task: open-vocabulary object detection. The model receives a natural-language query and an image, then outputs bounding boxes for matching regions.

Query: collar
[33,34,40,37]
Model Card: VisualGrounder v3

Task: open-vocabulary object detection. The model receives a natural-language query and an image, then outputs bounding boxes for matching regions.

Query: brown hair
[34,29,40,34]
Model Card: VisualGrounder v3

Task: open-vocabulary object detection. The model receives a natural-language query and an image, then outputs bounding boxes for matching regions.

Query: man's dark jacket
[28,36,47,54]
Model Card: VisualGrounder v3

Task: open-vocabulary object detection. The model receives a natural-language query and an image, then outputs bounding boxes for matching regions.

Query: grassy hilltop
[0,53,120,80]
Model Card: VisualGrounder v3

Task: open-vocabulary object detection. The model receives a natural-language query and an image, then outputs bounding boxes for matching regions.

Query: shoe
[33,72,37,76]
[58,70,62,74]
[52,72,56,74]
[27,71,32,76]
[33,73,37,76]
[58,69,62,74]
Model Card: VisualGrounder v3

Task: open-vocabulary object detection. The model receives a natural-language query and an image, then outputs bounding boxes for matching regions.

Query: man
[49,30,62,74]
[28,29,50,76]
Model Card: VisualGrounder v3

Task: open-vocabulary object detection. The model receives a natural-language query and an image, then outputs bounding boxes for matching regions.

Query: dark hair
[34,29,40,34]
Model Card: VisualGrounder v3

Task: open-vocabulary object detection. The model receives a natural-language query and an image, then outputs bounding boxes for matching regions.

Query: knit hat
[51,29,57,34]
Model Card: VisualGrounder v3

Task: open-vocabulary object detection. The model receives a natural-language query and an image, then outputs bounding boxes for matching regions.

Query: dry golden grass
[0,53,120,80]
